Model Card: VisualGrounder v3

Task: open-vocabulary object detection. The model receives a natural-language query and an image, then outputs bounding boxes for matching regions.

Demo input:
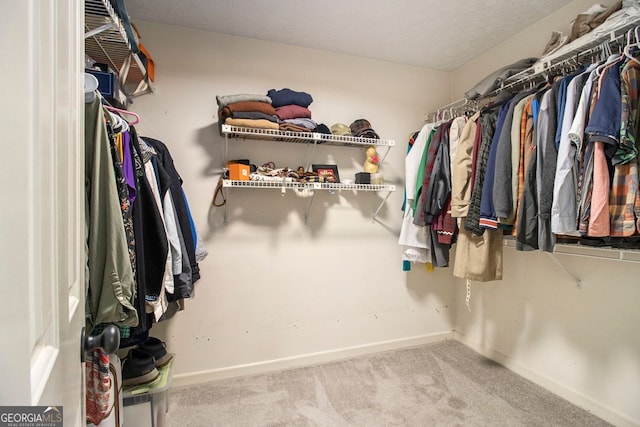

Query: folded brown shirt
[219,101,277,122]
[279,123,311,133]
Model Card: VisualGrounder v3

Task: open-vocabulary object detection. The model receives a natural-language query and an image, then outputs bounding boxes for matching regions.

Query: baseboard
[453,331,640,427]
[172,331,454,388]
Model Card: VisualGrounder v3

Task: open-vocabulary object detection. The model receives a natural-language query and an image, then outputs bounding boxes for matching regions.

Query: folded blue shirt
[267,88,313,108]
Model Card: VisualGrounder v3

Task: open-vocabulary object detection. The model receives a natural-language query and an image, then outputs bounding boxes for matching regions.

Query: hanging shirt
[585,59,623,236]
[85,98,138,331]
[405,123,436,203]
[568,67,599,232]
[509,94,535,231]
[465,107,499,236]
[493,91,533,225]
[451,112,481,218]
[452,113,503,282]
[611,59,640,236]
[449,116,467,167]
[480,99,513,230]
[552,67,592,235]
[516,90,545,251]
[399,126,434,264]
[538,80,562,252]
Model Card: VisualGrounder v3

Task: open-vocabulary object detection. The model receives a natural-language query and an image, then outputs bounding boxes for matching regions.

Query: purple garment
[122,131,137,204]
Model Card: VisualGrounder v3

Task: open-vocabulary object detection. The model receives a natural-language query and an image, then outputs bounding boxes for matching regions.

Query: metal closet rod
[425,28,632,121]
[483,33,628,100]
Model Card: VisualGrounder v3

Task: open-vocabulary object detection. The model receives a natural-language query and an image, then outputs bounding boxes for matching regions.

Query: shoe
[138,337,173,368]
[122,348,160,386]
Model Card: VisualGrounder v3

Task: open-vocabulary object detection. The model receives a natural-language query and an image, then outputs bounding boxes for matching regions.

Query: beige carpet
[166,340,610,427]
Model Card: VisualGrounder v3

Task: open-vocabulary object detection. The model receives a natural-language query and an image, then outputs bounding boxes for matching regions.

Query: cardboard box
[229,163,250,180]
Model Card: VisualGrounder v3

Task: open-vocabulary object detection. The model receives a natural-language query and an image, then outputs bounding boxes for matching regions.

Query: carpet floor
[166,340,611,427]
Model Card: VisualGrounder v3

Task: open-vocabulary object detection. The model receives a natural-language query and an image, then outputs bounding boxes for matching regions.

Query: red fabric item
[433,199,458,244]
[275,104,312,120]
[86,349,111,425]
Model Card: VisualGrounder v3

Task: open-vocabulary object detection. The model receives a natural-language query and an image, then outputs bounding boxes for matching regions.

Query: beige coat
[450,112,503,282]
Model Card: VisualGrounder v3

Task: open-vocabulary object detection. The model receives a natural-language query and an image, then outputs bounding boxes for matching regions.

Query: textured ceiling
[125,0,573,71]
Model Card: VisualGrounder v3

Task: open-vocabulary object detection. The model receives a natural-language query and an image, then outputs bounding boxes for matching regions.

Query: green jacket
[85,98,138,331]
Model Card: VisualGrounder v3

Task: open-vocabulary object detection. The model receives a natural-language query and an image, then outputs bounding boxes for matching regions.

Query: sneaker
[138,337,173,368]
[122,348,160,386]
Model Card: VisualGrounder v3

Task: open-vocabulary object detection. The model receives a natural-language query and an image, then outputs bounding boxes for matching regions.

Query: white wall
[129,21,456,384]
[455,248,640,427]
[127,2,640,425]
[450,1,640,426]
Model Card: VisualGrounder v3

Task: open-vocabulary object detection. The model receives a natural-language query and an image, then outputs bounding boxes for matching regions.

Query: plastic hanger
[103,104,141,125]
[622,27,640,66]
[105,109,129,133]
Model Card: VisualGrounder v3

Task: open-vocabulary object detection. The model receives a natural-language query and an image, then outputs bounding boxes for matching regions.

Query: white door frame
[0,1,85,425]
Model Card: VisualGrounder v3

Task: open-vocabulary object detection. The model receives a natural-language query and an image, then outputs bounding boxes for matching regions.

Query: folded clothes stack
[217,93,279,130]
[268,88,319,133]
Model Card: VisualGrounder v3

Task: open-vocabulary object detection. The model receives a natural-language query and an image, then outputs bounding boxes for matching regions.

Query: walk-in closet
[1,1,639,426]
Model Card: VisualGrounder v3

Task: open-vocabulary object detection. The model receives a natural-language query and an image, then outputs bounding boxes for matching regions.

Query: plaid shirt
[465,108,498,236]
[611,60,640,236]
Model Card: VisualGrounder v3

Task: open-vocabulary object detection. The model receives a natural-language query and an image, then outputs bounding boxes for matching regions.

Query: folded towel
[216,94,272,109]
[267,88,313,108]
[275,105,312,120]
[224,117,280,130]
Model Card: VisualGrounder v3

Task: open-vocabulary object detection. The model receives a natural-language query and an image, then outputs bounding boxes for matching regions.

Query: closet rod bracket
[545,252,582,289]
[372,188,394,222]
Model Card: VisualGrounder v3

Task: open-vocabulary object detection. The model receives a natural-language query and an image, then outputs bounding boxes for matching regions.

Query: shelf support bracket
[304,135,321,171]
[85,22,115,39]
[223,188,228,225]
[545,252,582,289]
[304,189,318,224]
[379,145,392,164]
[372,190,393,223]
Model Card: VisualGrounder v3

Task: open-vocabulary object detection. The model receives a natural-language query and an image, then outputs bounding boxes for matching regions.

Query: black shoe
[122,348,160,386]
[138,337,173,368]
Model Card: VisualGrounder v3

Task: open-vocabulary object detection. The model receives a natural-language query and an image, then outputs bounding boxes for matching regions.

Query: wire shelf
[424,13,640,115]
[222,180,395,192]
[484,15,640,99]
[85,0,146,84]
[221,125,395,148]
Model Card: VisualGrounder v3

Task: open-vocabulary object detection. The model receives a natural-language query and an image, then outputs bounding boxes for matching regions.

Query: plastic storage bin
[122,356,174,427]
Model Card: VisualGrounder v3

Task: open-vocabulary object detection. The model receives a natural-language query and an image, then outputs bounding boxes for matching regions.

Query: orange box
[229,163,250,180]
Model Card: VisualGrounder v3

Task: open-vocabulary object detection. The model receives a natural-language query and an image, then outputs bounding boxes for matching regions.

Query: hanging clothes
[409,38,640,279]
[451,112,503,281]
[398,123,436,265]
[552,66,592,235]
[85,97,138,331]
[610,59,640,236]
